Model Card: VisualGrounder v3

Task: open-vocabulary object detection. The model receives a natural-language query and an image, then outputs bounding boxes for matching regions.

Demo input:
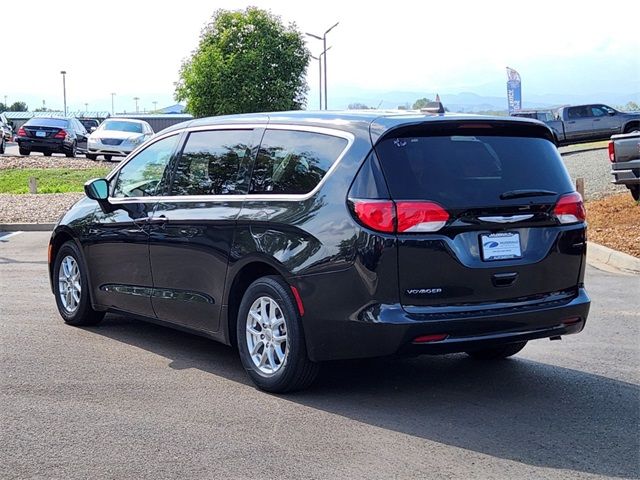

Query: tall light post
[309,54,322,110]
[152,101,157,112]
[3,95,6,109]
[111,93,116,115]
[60,70,67,116]
[84,102,88,112]
[133,97,140,113]
[306,22,339,110]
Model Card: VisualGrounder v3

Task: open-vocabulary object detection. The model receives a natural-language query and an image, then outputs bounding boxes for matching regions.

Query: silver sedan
[86,119,154,161]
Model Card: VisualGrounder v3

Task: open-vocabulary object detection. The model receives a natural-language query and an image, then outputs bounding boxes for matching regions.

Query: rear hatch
[371,120,586,311]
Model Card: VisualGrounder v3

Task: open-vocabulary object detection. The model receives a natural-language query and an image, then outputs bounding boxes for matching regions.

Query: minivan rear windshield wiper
[499,189,557,200]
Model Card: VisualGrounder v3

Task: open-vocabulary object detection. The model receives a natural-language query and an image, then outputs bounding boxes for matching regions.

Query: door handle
[567,121,575,124]
[593,118,601,122]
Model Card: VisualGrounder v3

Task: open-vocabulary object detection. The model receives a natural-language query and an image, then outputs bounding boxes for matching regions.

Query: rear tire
[65,142,77,158]
[86,153,97,161]
[465,341,527,360]
[104,154,112,161]
[43,150,52,157]
[0,137,4,154]
[53,241,105,326]
[629,185,640,201]
[19,147,30,156]
[237,275,319,393]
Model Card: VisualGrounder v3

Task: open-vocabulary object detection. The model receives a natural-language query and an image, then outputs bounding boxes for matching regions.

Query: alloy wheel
[246,296,288,375]
[58,255,81,313]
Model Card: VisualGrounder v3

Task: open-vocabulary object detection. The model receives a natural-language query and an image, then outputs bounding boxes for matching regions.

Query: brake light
[17,127,26,137]
[349,199,449,233]
[554,192,586,224]
[396,201,449,233]
[54,129,68,139]
[608,141,615,163]
[351,200,395,233]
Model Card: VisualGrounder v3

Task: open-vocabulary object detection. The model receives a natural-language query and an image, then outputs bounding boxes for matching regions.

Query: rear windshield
[102,121,143,133]
[375,135,574,207]
[25,118,68,128]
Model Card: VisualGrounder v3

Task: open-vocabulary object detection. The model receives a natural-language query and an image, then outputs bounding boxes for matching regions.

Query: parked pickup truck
[513,104,640,146]
[609,131,640,200]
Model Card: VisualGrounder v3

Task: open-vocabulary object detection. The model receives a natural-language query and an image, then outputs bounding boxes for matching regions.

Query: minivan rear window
[375,135,574,207]
[25,118,68,128]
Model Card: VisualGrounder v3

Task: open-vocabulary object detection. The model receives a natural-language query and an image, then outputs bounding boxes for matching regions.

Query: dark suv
[17,117,88,157]
[49,111,590,392]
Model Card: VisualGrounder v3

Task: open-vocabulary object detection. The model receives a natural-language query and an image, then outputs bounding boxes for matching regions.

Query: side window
[170,129,254,196]
[250,129,348,195]
[112,134,179,198]
[591,106,606,117]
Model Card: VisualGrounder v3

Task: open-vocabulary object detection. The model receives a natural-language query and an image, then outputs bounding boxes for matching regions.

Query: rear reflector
[562,316,581,325]
[413,333,448,343]
[351,200,395,233]
[608,141,615,163]
[290,285,305,317]
[349,199,449,234]
[554,192,586,224]
[396,201,449,233]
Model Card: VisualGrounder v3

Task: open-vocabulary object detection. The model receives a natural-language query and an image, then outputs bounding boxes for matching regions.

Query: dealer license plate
[35,131,46,137]
[480,232,522,261]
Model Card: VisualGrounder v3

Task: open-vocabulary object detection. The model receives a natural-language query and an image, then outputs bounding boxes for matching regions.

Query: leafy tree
[412,97,433,110]
[347,103,371,110]
[175,7,310,116]
[8,101,28,112]
[623,101,639,111]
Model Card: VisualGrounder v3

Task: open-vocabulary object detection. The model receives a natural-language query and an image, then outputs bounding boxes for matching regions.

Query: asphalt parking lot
[1,232,639,479]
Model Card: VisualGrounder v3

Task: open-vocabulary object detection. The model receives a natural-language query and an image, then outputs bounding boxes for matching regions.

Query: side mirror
[84,178,109,201]
[90,126,97,132]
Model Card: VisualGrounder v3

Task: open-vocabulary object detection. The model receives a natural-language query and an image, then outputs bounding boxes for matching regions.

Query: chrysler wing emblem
[478,214,534,223]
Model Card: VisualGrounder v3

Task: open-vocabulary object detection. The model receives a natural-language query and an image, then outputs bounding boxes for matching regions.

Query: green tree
[623,101,639,111]
[347,103,371,110]
[175,7,310,116]
[412,97,433,110]
[8,101,28,112]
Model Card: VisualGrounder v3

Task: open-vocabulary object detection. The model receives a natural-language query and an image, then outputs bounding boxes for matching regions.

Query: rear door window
[250,129,348,195]
[375,134,574,207]
[170,129,254,196]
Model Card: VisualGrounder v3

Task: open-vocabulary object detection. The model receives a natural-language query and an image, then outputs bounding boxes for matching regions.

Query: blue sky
[2,0,638,112]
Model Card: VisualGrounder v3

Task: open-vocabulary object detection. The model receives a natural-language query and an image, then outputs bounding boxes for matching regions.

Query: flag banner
[506,67,522,114]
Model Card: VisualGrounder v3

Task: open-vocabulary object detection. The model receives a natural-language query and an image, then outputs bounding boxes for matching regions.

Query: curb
[559,146,607,156]
[587,242,640,274]
[0,223,55,231]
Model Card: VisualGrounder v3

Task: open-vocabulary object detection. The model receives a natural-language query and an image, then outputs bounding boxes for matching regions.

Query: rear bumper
[17,138,70,152]
[611,160,640,185]
[303,288,590,361]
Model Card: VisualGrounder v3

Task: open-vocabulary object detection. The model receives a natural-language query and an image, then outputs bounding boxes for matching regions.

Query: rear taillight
[17,127,26,137]
[54,129,68,139]
[554,192,586,224]
[608,141,615,163]
[396,201,450,233]
[349,199,449,233]
[351,200,395,233]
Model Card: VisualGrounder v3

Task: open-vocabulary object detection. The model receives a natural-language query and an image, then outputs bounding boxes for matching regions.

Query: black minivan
[49,111,590,392]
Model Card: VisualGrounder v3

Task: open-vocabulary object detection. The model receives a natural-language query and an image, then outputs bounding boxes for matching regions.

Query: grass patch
[0,167,111,194]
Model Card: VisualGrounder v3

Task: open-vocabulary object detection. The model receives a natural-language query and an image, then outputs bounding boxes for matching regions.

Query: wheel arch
[224,260,289,349]
[623,121,640,133]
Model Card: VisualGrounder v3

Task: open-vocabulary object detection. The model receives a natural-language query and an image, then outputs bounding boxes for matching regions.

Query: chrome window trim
[105,123,355,203]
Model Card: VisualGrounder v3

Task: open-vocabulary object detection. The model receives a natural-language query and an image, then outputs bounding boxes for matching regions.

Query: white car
[86,119,154,161]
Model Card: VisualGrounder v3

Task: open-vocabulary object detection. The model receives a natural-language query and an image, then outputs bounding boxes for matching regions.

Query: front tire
[43,150,52,157]
[237,276,319,393]
[86,153,97,161]
[19,147,30,156]
[53,241,105,326]
[465,341,527,360]
[104,154,113,161]
[629,185,640,201]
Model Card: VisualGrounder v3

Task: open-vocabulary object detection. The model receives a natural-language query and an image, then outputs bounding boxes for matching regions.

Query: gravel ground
[0,193,84,223]
[586,193,640,258]
[559,148,626,200]
[0,155,116,170]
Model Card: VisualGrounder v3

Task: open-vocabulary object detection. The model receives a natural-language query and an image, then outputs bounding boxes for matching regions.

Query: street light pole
[84,102,88,112]
[111,93,116,115]
[133,97,140,113]
[3,95,6,109]
[60,70,67,116]
[310,54,322,110]
[153,101,157,112]
[306,22,339,110]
